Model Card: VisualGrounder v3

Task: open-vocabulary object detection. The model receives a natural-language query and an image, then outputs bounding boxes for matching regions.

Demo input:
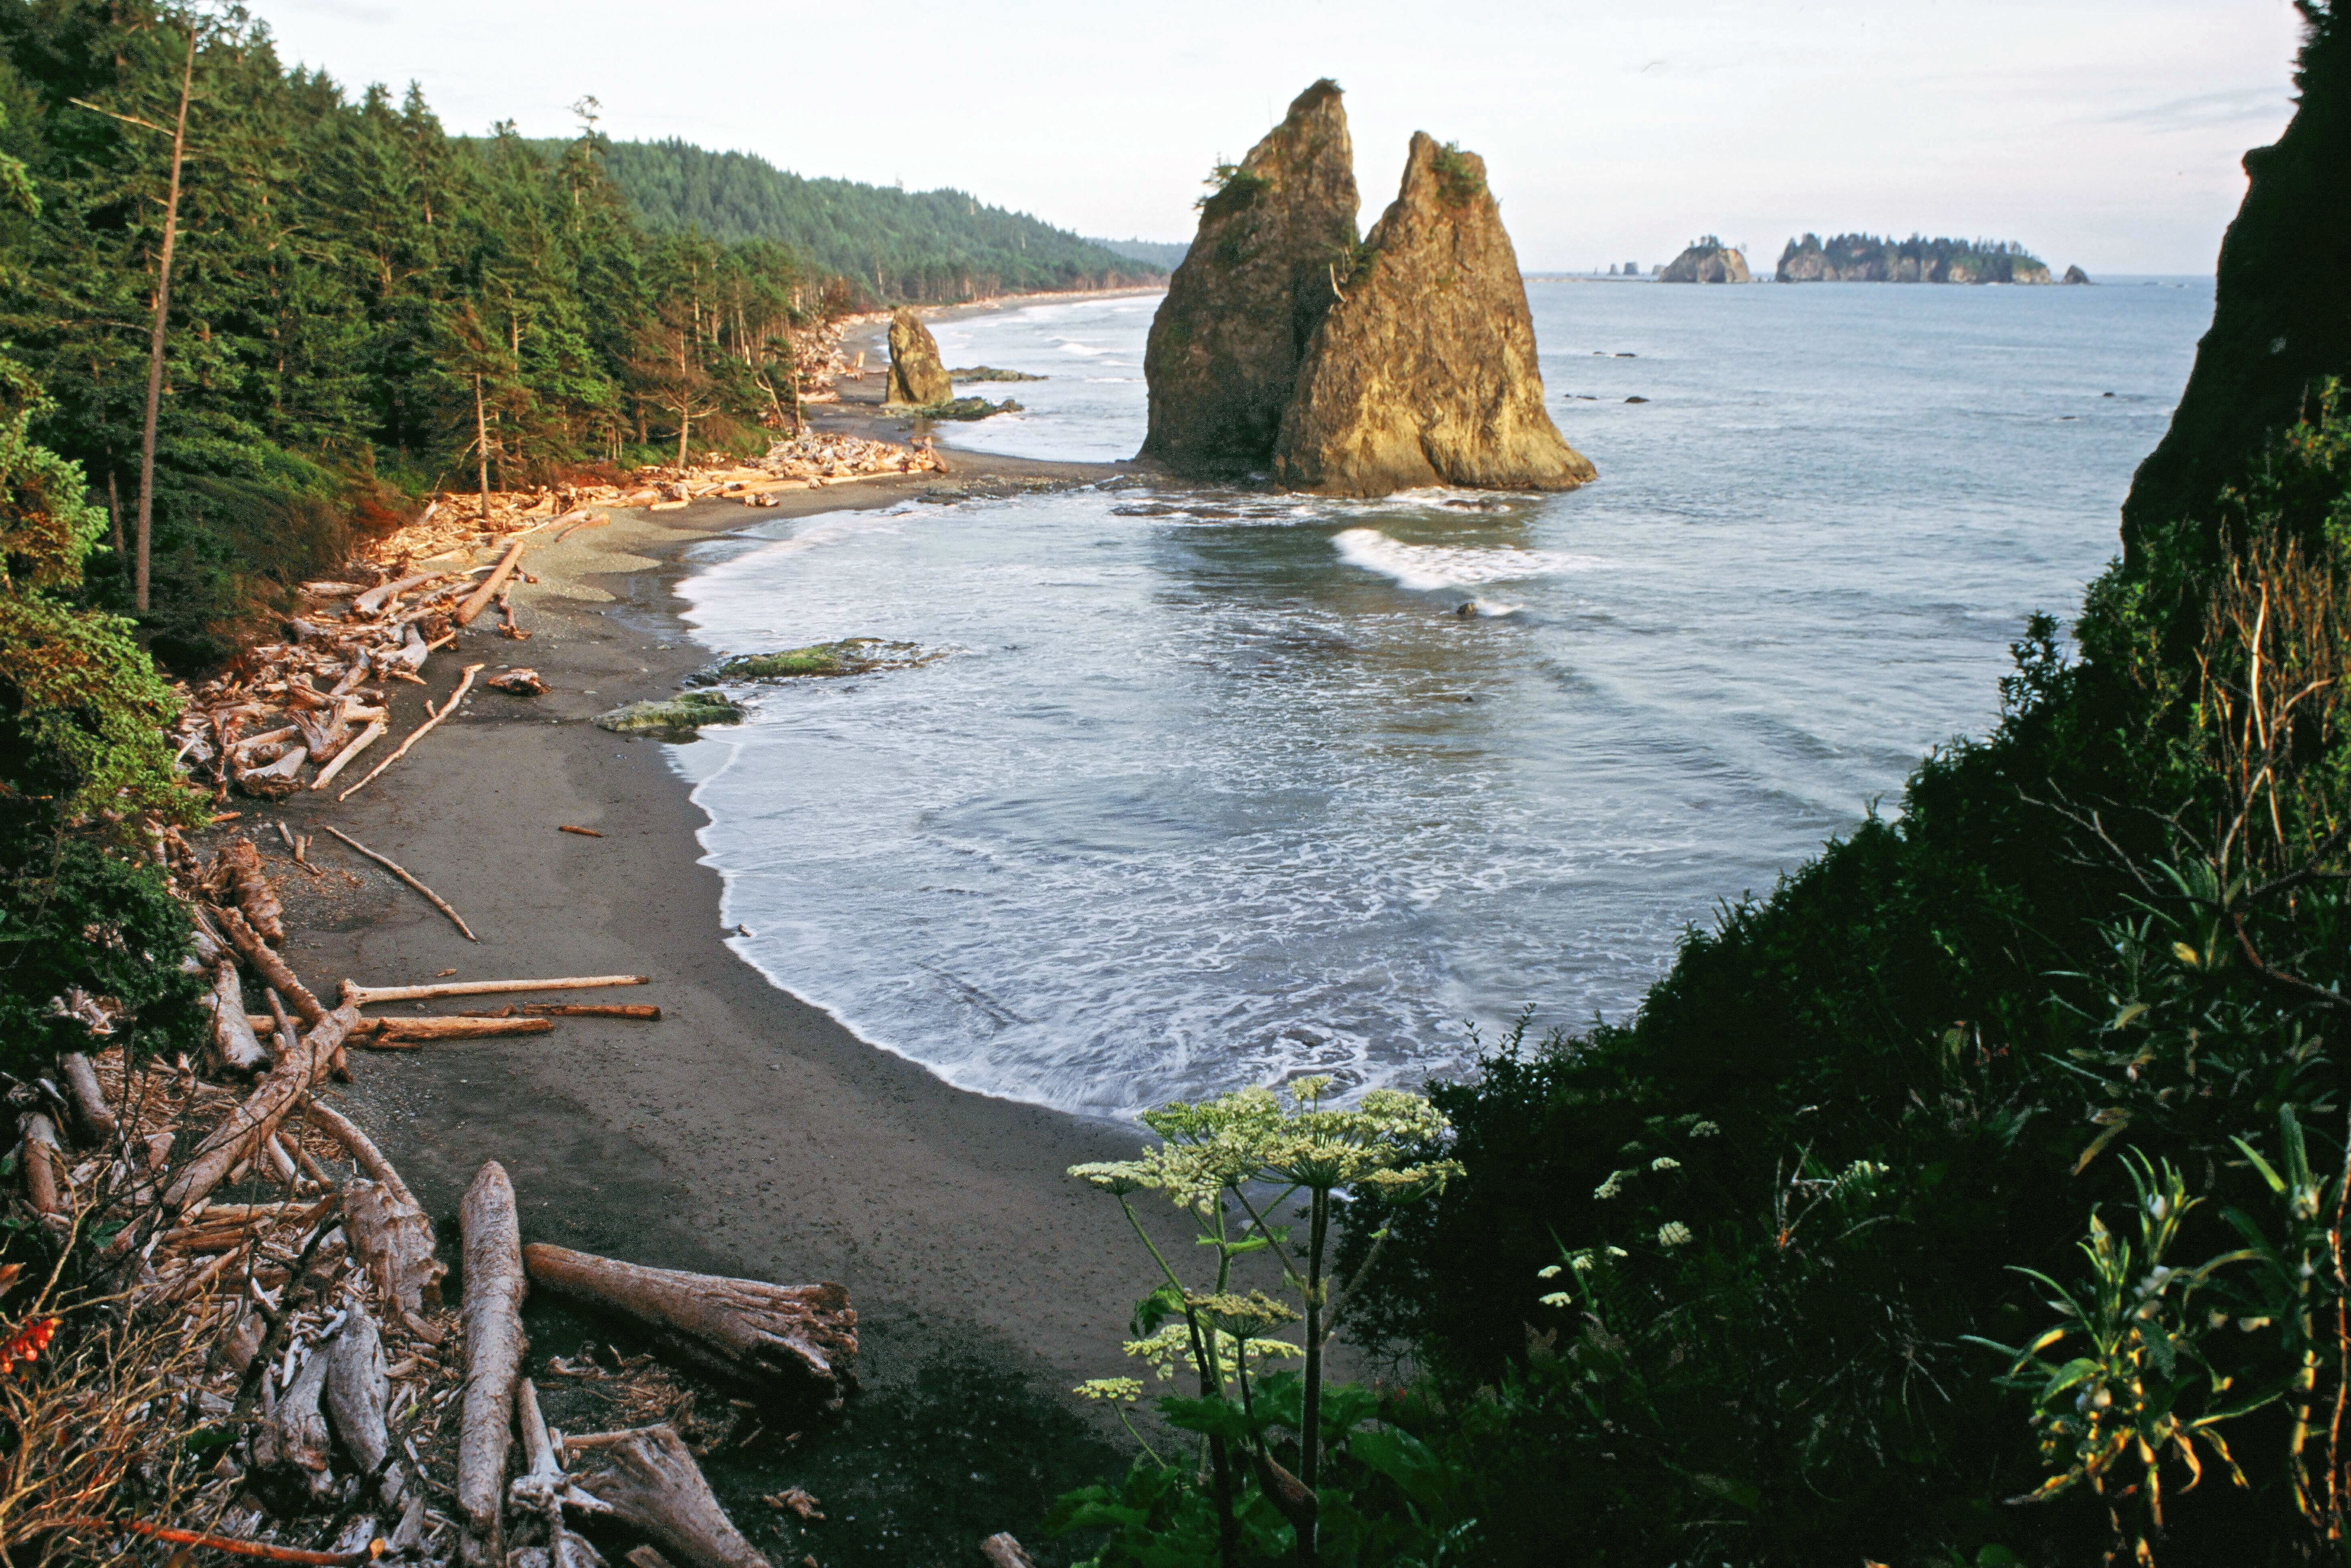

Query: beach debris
[16,1112,65,1231]
[324,1304,405,1508]
[347,1016,555,1045]
[559,823,604,836]
[459,1161,528,1568]
[57,1052,117,1142]
[594,693,745,737]
[343,974,650,1006]
[564,1424,773,1568]
[198,956,274,1076]
[320,825,478,942]
[458,532,538,626]
[339,662,484,801]
[980,1535,1039,1568]
[522,1243,858,1411]
[161,1002,358,1214]
[765,1489,822,1520]
[698,639,933,683]
[490,667,550,695]
[523,1003,661,1020]
[213,836,288,941]
[251,1331,337,1506]
[212,903,328,1026]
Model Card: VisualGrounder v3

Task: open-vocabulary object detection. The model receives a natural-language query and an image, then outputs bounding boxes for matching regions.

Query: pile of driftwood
[626,434,947,514]
[10,838,858,1568]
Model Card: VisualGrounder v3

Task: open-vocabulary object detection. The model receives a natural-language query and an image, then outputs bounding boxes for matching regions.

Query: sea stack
[1660,238,1751,283]
[1271,134,1593,496]
[1139,79,1359,478]
[885,309,952,407]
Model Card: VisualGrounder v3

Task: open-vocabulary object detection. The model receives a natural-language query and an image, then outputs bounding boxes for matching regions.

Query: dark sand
[262,354,1187,1565]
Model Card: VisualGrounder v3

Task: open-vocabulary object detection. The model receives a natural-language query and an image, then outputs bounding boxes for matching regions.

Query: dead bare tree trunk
[161,1003,355,1213]
[458,1161,527,1568]
[475,373,492,520]
[567,1425,771,1568]
[521,1244,856,1409]
[133,17,196,614]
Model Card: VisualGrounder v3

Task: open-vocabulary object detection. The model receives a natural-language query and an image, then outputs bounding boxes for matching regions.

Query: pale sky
[259,0,2307,275]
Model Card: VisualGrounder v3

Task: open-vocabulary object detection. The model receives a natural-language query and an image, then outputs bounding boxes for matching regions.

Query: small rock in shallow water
[593,693,744,737]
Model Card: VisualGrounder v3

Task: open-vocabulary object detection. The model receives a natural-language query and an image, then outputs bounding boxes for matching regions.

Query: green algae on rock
[1139,79,1361,478]
[918,396,1021,422]
[1271,133,1594,496]
[948,366,1047,383]
[703,639,935,682]
[593,692,746,736]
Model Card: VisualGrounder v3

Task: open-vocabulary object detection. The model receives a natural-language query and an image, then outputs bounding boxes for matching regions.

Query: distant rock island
[1774,233,2055,284]
[1659,238,1751,283]
[1142,80,1591,496]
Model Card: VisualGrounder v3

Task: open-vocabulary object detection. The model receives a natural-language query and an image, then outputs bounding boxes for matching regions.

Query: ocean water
[672,277,2213,1118]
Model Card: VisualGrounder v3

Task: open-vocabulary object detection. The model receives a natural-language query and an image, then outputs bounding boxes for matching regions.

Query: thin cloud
[2104,86,2293,130]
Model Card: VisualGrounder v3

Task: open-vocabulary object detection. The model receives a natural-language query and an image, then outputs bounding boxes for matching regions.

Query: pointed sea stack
[886,309,952,407]
[1271,134,1593,496]
[1139,79,1359,478]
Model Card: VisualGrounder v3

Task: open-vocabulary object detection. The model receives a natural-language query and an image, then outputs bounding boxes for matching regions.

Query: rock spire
[1139,79,1360,478]
[1270,133,1593,497]
[885,309,952,407]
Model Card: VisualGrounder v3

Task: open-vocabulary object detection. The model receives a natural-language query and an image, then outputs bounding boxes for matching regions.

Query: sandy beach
[258,354,1178,1564]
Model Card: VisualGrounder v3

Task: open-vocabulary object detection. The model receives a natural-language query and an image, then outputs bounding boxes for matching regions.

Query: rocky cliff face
[2121,5,2351,562]
[1270,134,1594,496]
[1138,80,1360,477]
[885,309,952,406]
[1660,239,1751,283]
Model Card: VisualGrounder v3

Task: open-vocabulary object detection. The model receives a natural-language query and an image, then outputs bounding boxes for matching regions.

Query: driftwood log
[309,718,386,792]
[326,1303,404,1507]
[58,1052,118,1142]
[199,961,272,1076]
[320,826,478,942]
[521,1245,856,1410]
[980,1536,1038,1568]
[458,1161,527,1568]
[339,662,482,802]
[161,1003,356,1214]
[456,537,529,627]
[344,1179,447,1317]
[345,975,648,1007]
[213,906,327,1026]
[18,1113,64,1229]
[513,1378,606,1568]
[566,1425,771,1568]
[252,1342,336,1506]
[214,838,286,942]
[350,1017,555,1046]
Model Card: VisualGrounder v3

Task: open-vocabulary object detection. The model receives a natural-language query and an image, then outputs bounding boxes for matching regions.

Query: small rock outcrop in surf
[885,309,953,407]
[1660,238,1751,283]
[1139,79,1360,478]
[1270,134,1594,496]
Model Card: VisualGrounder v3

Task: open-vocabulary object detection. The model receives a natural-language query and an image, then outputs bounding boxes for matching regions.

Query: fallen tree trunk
[344,1179,446,1317]
[309,717,386,792]
[457,537,528,627]
[343,975,648,1007]
[327,1303,404,1507]
[566,1425,771,1568]
[354,569,451,616]
[211,906,325,1026]
[521,1245,856,1410]
[215,838,285,943]
[350,1016,555,1045]
[458,1161,527,1568]
[302,1100,417,1208]
[339,663,483,802]
[252,1341,335,1507]
[319,826,477,941]
[523,1003,660,1020]
[58,1052,118,1143]
[19,1113,64,1227]
[199,962,273,1076]
[161,1003,356,1213]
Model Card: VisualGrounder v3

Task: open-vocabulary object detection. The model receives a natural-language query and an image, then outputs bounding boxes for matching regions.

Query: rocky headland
[885,307,953,405]
[1138,79,1360,478]
[1271,133,1594,495]
[1658,237,1751,283]
[1774,232,2053,283]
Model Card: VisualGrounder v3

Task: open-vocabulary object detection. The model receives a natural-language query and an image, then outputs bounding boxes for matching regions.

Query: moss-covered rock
[918,396,1021,421]
[886,309,953,406]
[948,366,1047,382]
[593,691,745,736]
[701,639,935,682]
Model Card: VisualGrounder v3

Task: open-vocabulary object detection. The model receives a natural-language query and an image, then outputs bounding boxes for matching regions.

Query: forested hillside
[0,2,831,665]
[591,139,1161,304]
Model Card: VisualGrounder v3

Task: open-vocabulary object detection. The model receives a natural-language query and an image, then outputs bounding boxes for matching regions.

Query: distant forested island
[1776,233,2053,283]
[579,140,1162,304]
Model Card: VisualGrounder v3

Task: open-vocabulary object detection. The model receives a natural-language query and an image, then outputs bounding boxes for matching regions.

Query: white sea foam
[1331,528,1606,592]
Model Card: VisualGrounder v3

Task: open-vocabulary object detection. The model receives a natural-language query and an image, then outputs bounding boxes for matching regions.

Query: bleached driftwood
[339,663,483,802]
[309,717,386,792]
[58,1052,118,1142]
[457,537,529,627]
[327,1303,405,1506]
[211,906,326,1026]
[351,1017,554,1046]
[343,975,648,1007]
[980,1536,1038,1568]
[565,1425,770,1568]
[199,962,272,1076]
[343,1179,446,1317]
[521,1245,856,1409]
[513,1378,606,1568]
[161,1003,356,1213]
[320,826,477,941]
[303,1099,420,1208]
[215,838,286,943]
[235,743,310,798]
[458,1161,527,1568]
[252,1342,335,1505]
[355,569,450,616]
